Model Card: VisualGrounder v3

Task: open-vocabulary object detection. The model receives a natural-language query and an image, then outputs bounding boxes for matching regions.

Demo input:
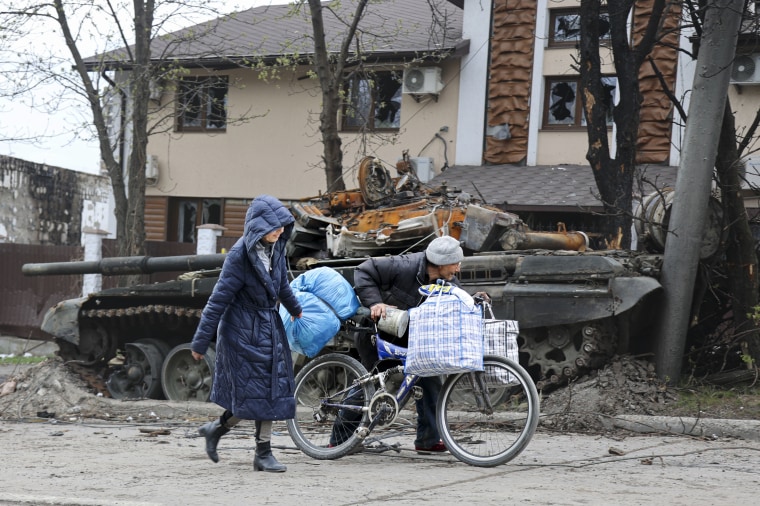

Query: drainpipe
[101,72,127,175]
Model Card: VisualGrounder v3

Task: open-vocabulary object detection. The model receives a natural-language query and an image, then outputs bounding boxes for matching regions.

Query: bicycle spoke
[287,354,375,459]
[437,356,539,467]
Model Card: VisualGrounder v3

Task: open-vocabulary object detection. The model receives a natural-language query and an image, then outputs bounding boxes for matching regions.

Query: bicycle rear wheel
[286,353,375,459]
[437,355,540,467]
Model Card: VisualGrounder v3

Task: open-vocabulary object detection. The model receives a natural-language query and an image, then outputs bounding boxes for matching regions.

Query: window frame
[167,197,223,243]
[175,76,229,133]
[548,8,611,47]
[542,76,617,130]
[341,70,403,132]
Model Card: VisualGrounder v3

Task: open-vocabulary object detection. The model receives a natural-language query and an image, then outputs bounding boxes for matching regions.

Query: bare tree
[303,0,369,192]
[697,0,760,371]
[651,0,760,375]
[0,0,229,261]
[293,0,457,191]
[578,0,668,249]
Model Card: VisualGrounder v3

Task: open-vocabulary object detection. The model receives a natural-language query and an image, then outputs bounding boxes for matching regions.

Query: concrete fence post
[82,227,110,296]
[196,224,227,255]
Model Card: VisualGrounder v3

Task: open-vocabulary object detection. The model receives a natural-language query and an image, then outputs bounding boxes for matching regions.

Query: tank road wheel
[520,318,617,389]
[161,343,216,402]
[106,339,171,399]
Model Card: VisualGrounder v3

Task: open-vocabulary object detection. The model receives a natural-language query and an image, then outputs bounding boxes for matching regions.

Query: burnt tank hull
[25,249,662,398]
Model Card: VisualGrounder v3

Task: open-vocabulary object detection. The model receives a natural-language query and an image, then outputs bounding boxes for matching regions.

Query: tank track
[57,305,204,399]
[69,305,617,396]
[58,305,201,366]
[520,318,617,390]
[82,305,203,320]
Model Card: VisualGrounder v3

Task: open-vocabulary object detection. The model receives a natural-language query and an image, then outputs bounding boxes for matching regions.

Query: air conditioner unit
[145,155,159,186]
[730,54,760,84]
[402,67,443,95]
[742,157,760,189]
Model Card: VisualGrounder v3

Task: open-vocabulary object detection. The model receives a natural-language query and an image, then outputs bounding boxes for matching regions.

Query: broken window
[168,198,222,243]
[543,77,617,128]
[549,8,610,47]
[342,71,402,131]
[176,76,228,132]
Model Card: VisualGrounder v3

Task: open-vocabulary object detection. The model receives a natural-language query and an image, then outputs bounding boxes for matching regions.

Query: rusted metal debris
[288,155,590,261]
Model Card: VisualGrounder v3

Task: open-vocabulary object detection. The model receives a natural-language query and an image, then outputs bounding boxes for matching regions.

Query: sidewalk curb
[610,415,760,441]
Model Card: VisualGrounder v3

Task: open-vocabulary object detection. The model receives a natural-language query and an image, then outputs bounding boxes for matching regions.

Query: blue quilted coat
[191,195,302,420]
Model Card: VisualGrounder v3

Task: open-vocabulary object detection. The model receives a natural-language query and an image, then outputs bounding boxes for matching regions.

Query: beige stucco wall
[729,85,760,157]
[146,61,460,201]
[535,131,587,165]
[538,16,616,166]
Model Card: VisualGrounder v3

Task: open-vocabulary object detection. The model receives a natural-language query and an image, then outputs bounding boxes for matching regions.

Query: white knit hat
[425,236,464,266]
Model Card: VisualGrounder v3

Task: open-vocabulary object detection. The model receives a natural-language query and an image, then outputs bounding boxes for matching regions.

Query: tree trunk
[53,1,125,245]
[121,0,152,259]
[51,0,144,260]
[320,86,345,192]
[307,0,370,192]
[308,0,346,192]
[715,100,760,367]
[579,0,642,249]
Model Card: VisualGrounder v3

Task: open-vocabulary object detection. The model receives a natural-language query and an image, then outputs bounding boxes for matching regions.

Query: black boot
[253,441,287,472]
[198,419,230,463]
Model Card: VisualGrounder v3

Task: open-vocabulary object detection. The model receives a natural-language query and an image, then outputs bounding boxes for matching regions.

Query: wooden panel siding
[145,196,169,241]
[222,199,248,238]
[484,0,680,166]
[634,0,681,165]
[485,0,537,165]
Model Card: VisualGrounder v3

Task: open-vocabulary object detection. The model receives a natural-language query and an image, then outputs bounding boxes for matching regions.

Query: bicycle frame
[288,322,540,466]
[316,332,421,438]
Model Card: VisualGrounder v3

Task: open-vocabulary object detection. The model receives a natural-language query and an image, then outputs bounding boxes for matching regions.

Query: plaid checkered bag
[483,302,519,383]
[405,282,484,377]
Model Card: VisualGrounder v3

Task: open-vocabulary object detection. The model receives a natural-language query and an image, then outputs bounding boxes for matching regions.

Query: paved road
[1,418,758,505]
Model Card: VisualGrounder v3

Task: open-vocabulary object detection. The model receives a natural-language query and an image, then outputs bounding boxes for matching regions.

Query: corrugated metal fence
[0,238,237,340]
[0,242,82,340]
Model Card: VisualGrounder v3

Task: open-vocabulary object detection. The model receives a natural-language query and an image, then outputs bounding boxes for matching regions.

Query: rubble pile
[0,357,222,422]
[540,355,678,433]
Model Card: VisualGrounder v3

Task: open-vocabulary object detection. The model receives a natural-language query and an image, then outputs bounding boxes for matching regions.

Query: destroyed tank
[23,248,664,400]
[21,155,674,399]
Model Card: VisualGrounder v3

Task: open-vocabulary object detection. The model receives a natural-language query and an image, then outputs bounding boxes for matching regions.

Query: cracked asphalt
[0,418,758,505]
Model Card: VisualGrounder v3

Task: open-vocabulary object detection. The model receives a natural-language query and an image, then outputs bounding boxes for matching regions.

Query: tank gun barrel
[22,254,227,277]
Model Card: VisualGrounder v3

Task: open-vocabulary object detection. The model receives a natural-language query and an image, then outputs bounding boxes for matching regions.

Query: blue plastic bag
[289,267,359,319]
[280,290,341,358]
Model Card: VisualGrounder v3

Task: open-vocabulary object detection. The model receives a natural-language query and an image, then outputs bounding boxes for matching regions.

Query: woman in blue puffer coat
[191,195,302,472]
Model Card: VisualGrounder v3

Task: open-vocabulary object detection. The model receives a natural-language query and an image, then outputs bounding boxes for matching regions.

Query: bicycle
[286,311,540,467]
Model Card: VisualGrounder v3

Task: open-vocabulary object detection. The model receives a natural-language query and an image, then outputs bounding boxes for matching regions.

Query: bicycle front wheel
[437,355,540,467]
[286,353,375,460]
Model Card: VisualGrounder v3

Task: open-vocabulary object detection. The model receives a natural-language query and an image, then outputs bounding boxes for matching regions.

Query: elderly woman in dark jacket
[191,195,302,473]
